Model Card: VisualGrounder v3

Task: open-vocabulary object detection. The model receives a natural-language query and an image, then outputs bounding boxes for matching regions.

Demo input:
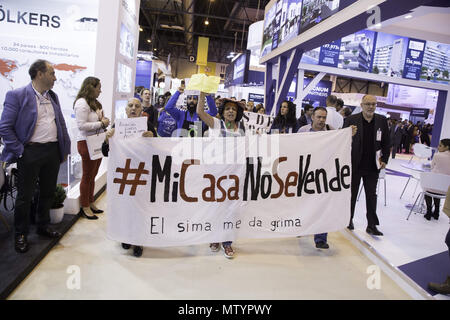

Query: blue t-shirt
[157,111,177,137]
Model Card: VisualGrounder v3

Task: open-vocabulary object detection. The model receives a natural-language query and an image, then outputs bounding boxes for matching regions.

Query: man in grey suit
[343,95,390,236]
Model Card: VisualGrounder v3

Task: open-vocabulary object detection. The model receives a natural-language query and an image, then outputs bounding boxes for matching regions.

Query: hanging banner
[248,93,265,104]
[402,38,426,81]
[107,128,352,246]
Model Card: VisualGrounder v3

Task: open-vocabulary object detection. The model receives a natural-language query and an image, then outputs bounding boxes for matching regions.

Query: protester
[256,105,266,114]
[428,185,450,295]
[196,93,246,258]
[339,107,352,119]
[102,97,154,257]
[297,104,314,128]
[271,100,299,134]
[336,98,344,113]
[74,77,110,220]
[134,86,144,102]
[153,95,166,112]
[325,95,344,129]
[246,100,255,112]
[424,139,450,220]
[0,59,71,253]
[164,85,217,137]
[343,95,390,236]
[141,88,158,132]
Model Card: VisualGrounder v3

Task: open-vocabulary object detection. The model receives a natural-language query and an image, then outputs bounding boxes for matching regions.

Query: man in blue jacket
[164,85,217,137]
[0,59,71,253]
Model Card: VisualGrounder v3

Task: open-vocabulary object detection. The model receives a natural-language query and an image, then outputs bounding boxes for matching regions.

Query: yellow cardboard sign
[186,73,220,93]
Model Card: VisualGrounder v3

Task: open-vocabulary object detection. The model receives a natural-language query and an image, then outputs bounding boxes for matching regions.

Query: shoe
[432,211,439,220]
[366,226,383,236]
[36,227,61,238]
[15,234,29,253]
[221,243,234,259]
[315,241,329,249]
[133,246,143,257]
[347,220,354,230]
[428,276,450,295]
[424,212,432,220]
[209,243,220,252]
[78,207,98,220]
[90,207,104,214]
[121,243,131,250]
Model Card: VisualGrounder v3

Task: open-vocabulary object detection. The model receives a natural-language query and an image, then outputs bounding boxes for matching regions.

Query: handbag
[85,130,106,160]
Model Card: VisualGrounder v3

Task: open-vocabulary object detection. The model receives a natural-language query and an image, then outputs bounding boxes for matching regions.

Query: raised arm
[196,91,215,129]
[164,90,183,121]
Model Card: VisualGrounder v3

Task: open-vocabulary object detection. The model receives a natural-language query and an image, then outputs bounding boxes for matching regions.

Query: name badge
[376,129,382,141]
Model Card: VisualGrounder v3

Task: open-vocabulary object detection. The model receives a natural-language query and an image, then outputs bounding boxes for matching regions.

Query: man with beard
[165,85,217,137]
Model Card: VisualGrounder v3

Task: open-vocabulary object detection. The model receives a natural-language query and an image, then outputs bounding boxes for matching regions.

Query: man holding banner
[344,95,390,236]
[164,83,217,137]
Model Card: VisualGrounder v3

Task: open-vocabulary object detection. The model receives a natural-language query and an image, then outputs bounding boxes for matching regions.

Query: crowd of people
[0,59,448,295]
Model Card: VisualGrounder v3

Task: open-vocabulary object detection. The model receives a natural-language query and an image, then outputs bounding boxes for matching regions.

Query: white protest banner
[107,128,352,247]
[242,111,274,134]
[115,117,147,139]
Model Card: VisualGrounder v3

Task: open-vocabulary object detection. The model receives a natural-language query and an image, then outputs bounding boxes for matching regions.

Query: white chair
[357,169,387,206]
[407,172,450,220]
[400,144,433,199]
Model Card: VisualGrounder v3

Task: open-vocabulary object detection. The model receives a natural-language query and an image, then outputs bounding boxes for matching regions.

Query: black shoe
[347,221,354,230]
[15,234,29,253]
[78,208,98,220]
[90,207,104,214]
[36,227,61,238]
[428,276,450,295]
[122,243,131,250]
[424,212,432,220]
[315,241,329,249]
[133,246,143,257]
[432,211,439,220]
[366,226,383,236]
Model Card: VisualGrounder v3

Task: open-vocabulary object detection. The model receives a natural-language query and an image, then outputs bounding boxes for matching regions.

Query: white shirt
[29,85,58,143]
[326,106,343,129]
[74,98,103,141]
[209,117,243,137]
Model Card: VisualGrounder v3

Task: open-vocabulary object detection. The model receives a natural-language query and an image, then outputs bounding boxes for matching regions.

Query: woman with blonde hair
[74,77,110,220]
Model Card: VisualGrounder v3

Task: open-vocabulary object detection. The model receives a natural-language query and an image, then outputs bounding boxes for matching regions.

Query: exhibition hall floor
[7,154,449,300]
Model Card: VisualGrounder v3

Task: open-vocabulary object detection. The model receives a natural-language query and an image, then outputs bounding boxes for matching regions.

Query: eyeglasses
[362,103,377,107]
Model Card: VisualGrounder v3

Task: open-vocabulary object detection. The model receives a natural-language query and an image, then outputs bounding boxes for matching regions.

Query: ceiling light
[147,39,151,43]
[204,20,209,25]
[154,48,157,51]
[404,15,413,19]
[139,27,143,32]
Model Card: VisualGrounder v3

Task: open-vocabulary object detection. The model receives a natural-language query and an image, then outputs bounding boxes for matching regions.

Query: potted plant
[49,184,67,224]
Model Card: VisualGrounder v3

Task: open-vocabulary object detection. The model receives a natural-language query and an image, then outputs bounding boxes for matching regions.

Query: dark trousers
[78,140,102,208]
[424,195,440,213]
[350,169,380,227]
[392,143,400,158]
[14,142,60,235]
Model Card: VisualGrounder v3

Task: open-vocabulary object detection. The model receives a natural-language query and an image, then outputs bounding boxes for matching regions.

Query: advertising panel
[372,32,408,78]
[299,0,340,34]
[0,0,99,132]
[248,93,265,104]
[278,0,303,48]
[318,39,341,67]
[420,40,450,84]
[402,38,426,81]
[260,2,277,57]
[302,78,332,107]
[338,29,376,72]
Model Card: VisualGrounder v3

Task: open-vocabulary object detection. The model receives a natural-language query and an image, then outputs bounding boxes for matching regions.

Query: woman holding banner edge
[196,91,246,259]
